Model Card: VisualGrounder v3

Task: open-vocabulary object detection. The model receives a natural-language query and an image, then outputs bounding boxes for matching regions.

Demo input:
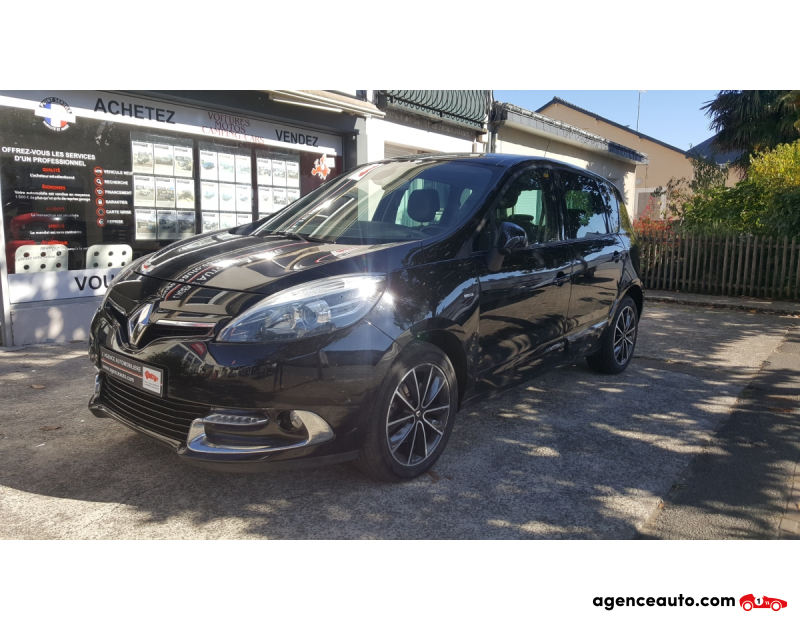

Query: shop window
[0,99,340,285]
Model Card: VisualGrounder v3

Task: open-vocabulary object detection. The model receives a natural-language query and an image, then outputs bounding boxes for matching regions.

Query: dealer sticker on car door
[100,348,163,396]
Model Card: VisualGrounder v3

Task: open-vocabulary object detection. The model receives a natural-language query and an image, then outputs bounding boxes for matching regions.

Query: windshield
[252,159,500,245]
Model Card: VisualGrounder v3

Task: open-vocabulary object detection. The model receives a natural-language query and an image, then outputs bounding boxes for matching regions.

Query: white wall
[363,117,475,162]
[10,298,101,345]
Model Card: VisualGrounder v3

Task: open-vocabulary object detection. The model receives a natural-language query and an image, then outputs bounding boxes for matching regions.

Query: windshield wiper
[270,230,331,244]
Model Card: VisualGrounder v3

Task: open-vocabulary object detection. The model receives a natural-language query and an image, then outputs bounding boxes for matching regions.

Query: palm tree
[702,90,800,174]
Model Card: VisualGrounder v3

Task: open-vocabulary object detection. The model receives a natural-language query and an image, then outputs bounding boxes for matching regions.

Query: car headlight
[217,274,386,343]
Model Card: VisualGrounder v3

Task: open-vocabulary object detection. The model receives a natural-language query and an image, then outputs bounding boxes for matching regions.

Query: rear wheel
[586,295,638,374]
[356,342,457,482]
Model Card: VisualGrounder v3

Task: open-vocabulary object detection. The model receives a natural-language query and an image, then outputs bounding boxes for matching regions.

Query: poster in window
[218,182,236,211]
[201,181,218,211]
[273,187,287,210]
[236,184,251,212]
[153,144,174,176]
[177,210,196,238]
[132,141,154,174]
[155,177,176,208]
[219,212,237,230]
[286,160,300,188]
[235,154,252,184]
[258,186,273,215]
[272,160,286,187]
[199,150,218,180]
[202,212,219,233]
[157,209,178,240]
[236,213,251,226]
[175,178,195,209]
[256,158,272,186]
[173,145,194,178]
[287,188,300,205]
[134,175,155,206]
[135,208,157,240]
[218,153,236,183]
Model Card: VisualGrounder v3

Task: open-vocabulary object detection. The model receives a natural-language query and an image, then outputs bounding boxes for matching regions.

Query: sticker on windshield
[347,163,384,181]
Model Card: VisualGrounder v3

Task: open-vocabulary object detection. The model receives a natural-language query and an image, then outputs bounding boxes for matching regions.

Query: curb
[645,294,800,316]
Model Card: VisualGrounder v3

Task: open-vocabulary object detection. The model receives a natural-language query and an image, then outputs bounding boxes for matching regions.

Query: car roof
[378,153,620,190]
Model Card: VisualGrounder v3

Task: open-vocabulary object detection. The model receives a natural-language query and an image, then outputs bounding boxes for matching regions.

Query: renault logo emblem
[128,303,153,346]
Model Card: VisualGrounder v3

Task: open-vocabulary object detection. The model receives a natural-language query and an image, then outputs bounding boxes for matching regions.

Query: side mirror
[497,221,528,255]
[487,221,528,272]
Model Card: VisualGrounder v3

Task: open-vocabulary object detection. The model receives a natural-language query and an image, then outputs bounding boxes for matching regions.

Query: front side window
[559,170,610,239]
[253,160,500,245]
[492,168,560,246]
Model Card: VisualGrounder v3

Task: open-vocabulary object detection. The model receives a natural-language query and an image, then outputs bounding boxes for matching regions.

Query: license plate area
[100,348,164,397]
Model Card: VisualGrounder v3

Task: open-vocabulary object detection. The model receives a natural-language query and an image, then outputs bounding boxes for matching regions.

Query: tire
[586,295,638,375]
[771,602,781,611]
[742,602,753,611]
[355,342,458,482]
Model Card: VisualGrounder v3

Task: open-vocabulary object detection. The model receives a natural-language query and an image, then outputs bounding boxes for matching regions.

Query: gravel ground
[0,302,794,539]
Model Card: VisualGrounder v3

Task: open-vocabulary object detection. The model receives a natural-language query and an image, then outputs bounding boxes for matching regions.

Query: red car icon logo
[144,370,159,383]
[739,594,787,611]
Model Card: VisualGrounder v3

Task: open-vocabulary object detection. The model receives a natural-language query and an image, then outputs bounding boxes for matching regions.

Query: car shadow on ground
[0,306,797,539]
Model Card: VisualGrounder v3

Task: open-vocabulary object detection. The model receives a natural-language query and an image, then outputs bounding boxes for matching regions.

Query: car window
[255,160,499,245]
[493,168,560,246]
[394,180,449,227]
[559,170,610,239]
[599,181,621,233]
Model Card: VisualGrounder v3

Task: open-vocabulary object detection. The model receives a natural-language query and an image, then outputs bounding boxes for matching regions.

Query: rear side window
[558,170,610,239]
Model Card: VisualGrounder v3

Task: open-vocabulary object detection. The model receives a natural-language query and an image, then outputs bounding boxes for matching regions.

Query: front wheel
[586,295,638,375]
[356,342,457,482]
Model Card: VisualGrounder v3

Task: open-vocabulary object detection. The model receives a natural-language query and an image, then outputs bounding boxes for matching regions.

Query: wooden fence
[635,231,800,300]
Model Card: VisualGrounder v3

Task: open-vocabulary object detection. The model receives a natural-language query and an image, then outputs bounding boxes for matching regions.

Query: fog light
[288,411,303,430]
[278,410,305,432]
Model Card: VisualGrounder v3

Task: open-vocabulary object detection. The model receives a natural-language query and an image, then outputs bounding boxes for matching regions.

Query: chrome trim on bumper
[154,320,216,328]
[184,410,334,457]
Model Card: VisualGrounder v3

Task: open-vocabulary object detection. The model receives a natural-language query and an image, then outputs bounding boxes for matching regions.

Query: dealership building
[0,90,644,347]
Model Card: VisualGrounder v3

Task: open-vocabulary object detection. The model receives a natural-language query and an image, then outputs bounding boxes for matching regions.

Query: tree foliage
[702,90,800,174]
[680,140,800,235]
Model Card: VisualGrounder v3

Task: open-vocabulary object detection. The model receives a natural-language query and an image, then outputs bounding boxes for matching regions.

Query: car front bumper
[88,308,399,472]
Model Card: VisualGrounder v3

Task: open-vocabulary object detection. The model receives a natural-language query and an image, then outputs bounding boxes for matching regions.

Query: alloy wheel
[386,363,451,467]
[613,305,636,365]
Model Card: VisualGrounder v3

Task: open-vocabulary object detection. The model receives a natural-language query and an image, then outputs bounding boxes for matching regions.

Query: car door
[555,169,625,358]
[473,167,573,389]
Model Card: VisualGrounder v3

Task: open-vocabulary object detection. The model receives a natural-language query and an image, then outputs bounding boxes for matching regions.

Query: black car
[88,154,642,481]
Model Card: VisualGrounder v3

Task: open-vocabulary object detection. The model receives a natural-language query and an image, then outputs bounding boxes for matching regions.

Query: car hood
[136,230,420,294]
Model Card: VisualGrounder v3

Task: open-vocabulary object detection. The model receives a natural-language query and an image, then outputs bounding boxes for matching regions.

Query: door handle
[611,251,623,262]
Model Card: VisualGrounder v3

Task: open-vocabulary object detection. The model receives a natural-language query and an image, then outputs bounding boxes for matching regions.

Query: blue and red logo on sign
[35,97,75,132]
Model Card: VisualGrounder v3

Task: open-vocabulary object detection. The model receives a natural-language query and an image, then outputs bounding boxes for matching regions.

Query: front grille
[104,304,215,348]
[101,374,211,443]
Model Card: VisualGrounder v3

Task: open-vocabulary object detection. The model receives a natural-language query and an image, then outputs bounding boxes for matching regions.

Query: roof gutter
[494,102,648,165]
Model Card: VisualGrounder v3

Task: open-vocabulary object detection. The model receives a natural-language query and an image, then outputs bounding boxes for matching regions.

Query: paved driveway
[0,302,794,539]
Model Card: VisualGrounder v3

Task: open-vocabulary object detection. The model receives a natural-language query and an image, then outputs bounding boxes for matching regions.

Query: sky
[494,90,721,152]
